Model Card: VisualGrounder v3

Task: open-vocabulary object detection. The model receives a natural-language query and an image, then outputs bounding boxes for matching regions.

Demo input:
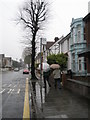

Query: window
[84,57,87,70]
[77,25,81,42]
[72,28,75,43]
[61,42,64,53]
[79,59,82,71]
[67,39,69,51]
[77,31,81,42]
[72,53,75,71]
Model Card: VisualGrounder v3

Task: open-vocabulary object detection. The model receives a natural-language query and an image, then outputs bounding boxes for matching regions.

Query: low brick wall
[64,78,90,99]
[72,76,90,82]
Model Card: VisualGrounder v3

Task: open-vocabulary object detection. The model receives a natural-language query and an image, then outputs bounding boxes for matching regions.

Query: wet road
[1,70,30,119]
[0,70,89,119]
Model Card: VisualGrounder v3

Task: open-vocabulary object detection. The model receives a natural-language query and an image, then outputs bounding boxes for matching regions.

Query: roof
[58,33,70,44]
[46,41,54,49]
[83,13,90,21]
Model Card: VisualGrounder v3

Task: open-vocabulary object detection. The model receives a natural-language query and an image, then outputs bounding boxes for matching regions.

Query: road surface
[1,70,30,119]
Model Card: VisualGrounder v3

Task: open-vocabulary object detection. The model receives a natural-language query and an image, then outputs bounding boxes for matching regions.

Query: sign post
[40,38,43,112]
[40,38,47,112]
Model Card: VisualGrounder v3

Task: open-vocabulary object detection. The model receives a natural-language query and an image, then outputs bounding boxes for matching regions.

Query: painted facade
[78,13,90,76]
[45,34,71,71]
[83,13,90,76]
[48,36,64,55]
[36,17,89,77]
[70,18,87,75]
[58,33,71,70]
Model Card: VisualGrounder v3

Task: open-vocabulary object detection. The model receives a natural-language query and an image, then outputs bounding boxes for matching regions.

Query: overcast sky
[0,0,89,60]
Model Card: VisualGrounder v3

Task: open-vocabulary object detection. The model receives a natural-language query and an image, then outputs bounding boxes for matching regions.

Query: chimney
[88,1,90,13]
[54,37,59,42]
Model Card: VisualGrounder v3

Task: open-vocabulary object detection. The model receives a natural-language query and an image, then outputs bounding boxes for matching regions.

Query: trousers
[54,78,61,89]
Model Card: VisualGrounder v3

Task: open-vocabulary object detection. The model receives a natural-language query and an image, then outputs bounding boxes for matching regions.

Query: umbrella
[38,62,50,72]
[50,64,60,69]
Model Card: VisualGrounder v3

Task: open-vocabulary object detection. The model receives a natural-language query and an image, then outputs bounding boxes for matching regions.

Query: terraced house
[78,13,90,76]
[36,8,90,79]
[44,34,71,72]
[70,18,87,76]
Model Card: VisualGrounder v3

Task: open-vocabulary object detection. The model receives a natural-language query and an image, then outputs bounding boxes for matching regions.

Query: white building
[58,33,71,70]
[48,36,64,55]
[4,57,12,68]
[45,33,71,71]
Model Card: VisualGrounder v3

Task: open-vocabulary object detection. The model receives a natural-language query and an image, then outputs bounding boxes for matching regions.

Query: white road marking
[0,89,5,94]
[17,89,20,94]
[46,114,68,118]
[11,89,14,93]
[8,84,11,87]
[7,89,12,94]
[61,114,68,118]
[14,85,16,88]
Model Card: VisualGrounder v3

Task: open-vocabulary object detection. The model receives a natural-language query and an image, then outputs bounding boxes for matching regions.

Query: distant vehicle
[23,69,29,74]
[14,68,19,71]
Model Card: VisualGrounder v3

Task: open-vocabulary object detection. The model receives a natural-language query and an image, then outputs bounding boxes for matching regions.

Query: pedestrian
[43,69,51,88]
[53,68,61,89]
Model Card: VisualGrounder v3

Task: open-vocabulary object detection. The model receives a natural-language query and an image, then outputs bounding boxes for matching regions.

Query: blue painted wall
[70,18,87,76]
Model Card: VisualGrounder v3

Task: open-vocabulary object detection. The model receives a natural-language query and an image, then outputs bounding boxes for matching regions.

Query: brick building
[79,13,90,76]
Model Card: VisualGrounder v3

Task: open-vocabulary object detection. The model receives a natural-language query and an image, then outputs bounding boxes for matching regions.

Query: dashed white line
[0,89,5,94]
[11,89,14,93]
[17,89,20,94]
[61,114,68,118]
[14,85,16,88]
[8,84,11,87]
[7,89,12,94]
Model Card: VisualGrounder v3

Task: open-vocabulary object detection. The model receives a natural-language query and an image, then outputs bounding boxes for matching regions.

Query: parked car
[23,69,29,74]
[14,68,19,71]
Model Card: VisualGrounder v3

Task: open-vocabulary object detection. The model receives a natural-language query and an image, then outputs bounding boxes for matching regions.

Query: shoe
[49,84,51,87]
[43,85,45,88]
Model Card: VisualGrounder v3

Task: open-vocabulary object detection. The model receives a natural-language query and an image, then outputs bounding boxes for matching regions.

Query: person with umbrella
[43,69,51,88]
[38,63,51,88]
[50,64,61,89]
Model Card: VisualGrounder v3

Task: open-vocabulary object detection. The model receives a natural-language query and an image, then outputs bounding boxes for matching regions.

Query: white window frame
[72,28,75,43]
[77,25,81,42]
[77,30,81,42]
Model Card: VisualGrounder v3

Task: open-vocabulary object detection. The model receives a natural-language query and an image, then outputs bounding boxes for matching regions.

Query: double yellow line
[23,78,30,119]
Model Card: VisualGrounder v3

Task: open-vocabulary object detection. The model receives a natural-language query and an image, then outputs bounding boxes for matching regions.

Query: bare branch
[16,0,49,79]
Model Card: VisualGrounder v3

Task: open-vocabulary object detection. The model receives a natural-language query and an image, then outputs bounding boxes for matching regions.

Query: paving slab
[30,79,89,119]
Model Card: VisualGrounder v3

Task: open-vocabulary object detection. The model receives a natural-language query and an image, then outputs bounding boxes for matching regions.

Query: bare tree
[22,47,32,59]
[17,0,49,80]
[22,47,32,69]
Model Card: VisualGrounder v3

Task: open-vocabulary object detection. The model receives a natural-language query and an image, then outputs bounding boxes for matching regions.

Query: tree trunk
[31,32,37,80]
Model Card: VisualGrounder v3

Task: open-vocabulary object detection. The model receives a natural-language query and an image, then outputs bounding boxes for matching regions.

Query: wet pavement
[29,79,89,119]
